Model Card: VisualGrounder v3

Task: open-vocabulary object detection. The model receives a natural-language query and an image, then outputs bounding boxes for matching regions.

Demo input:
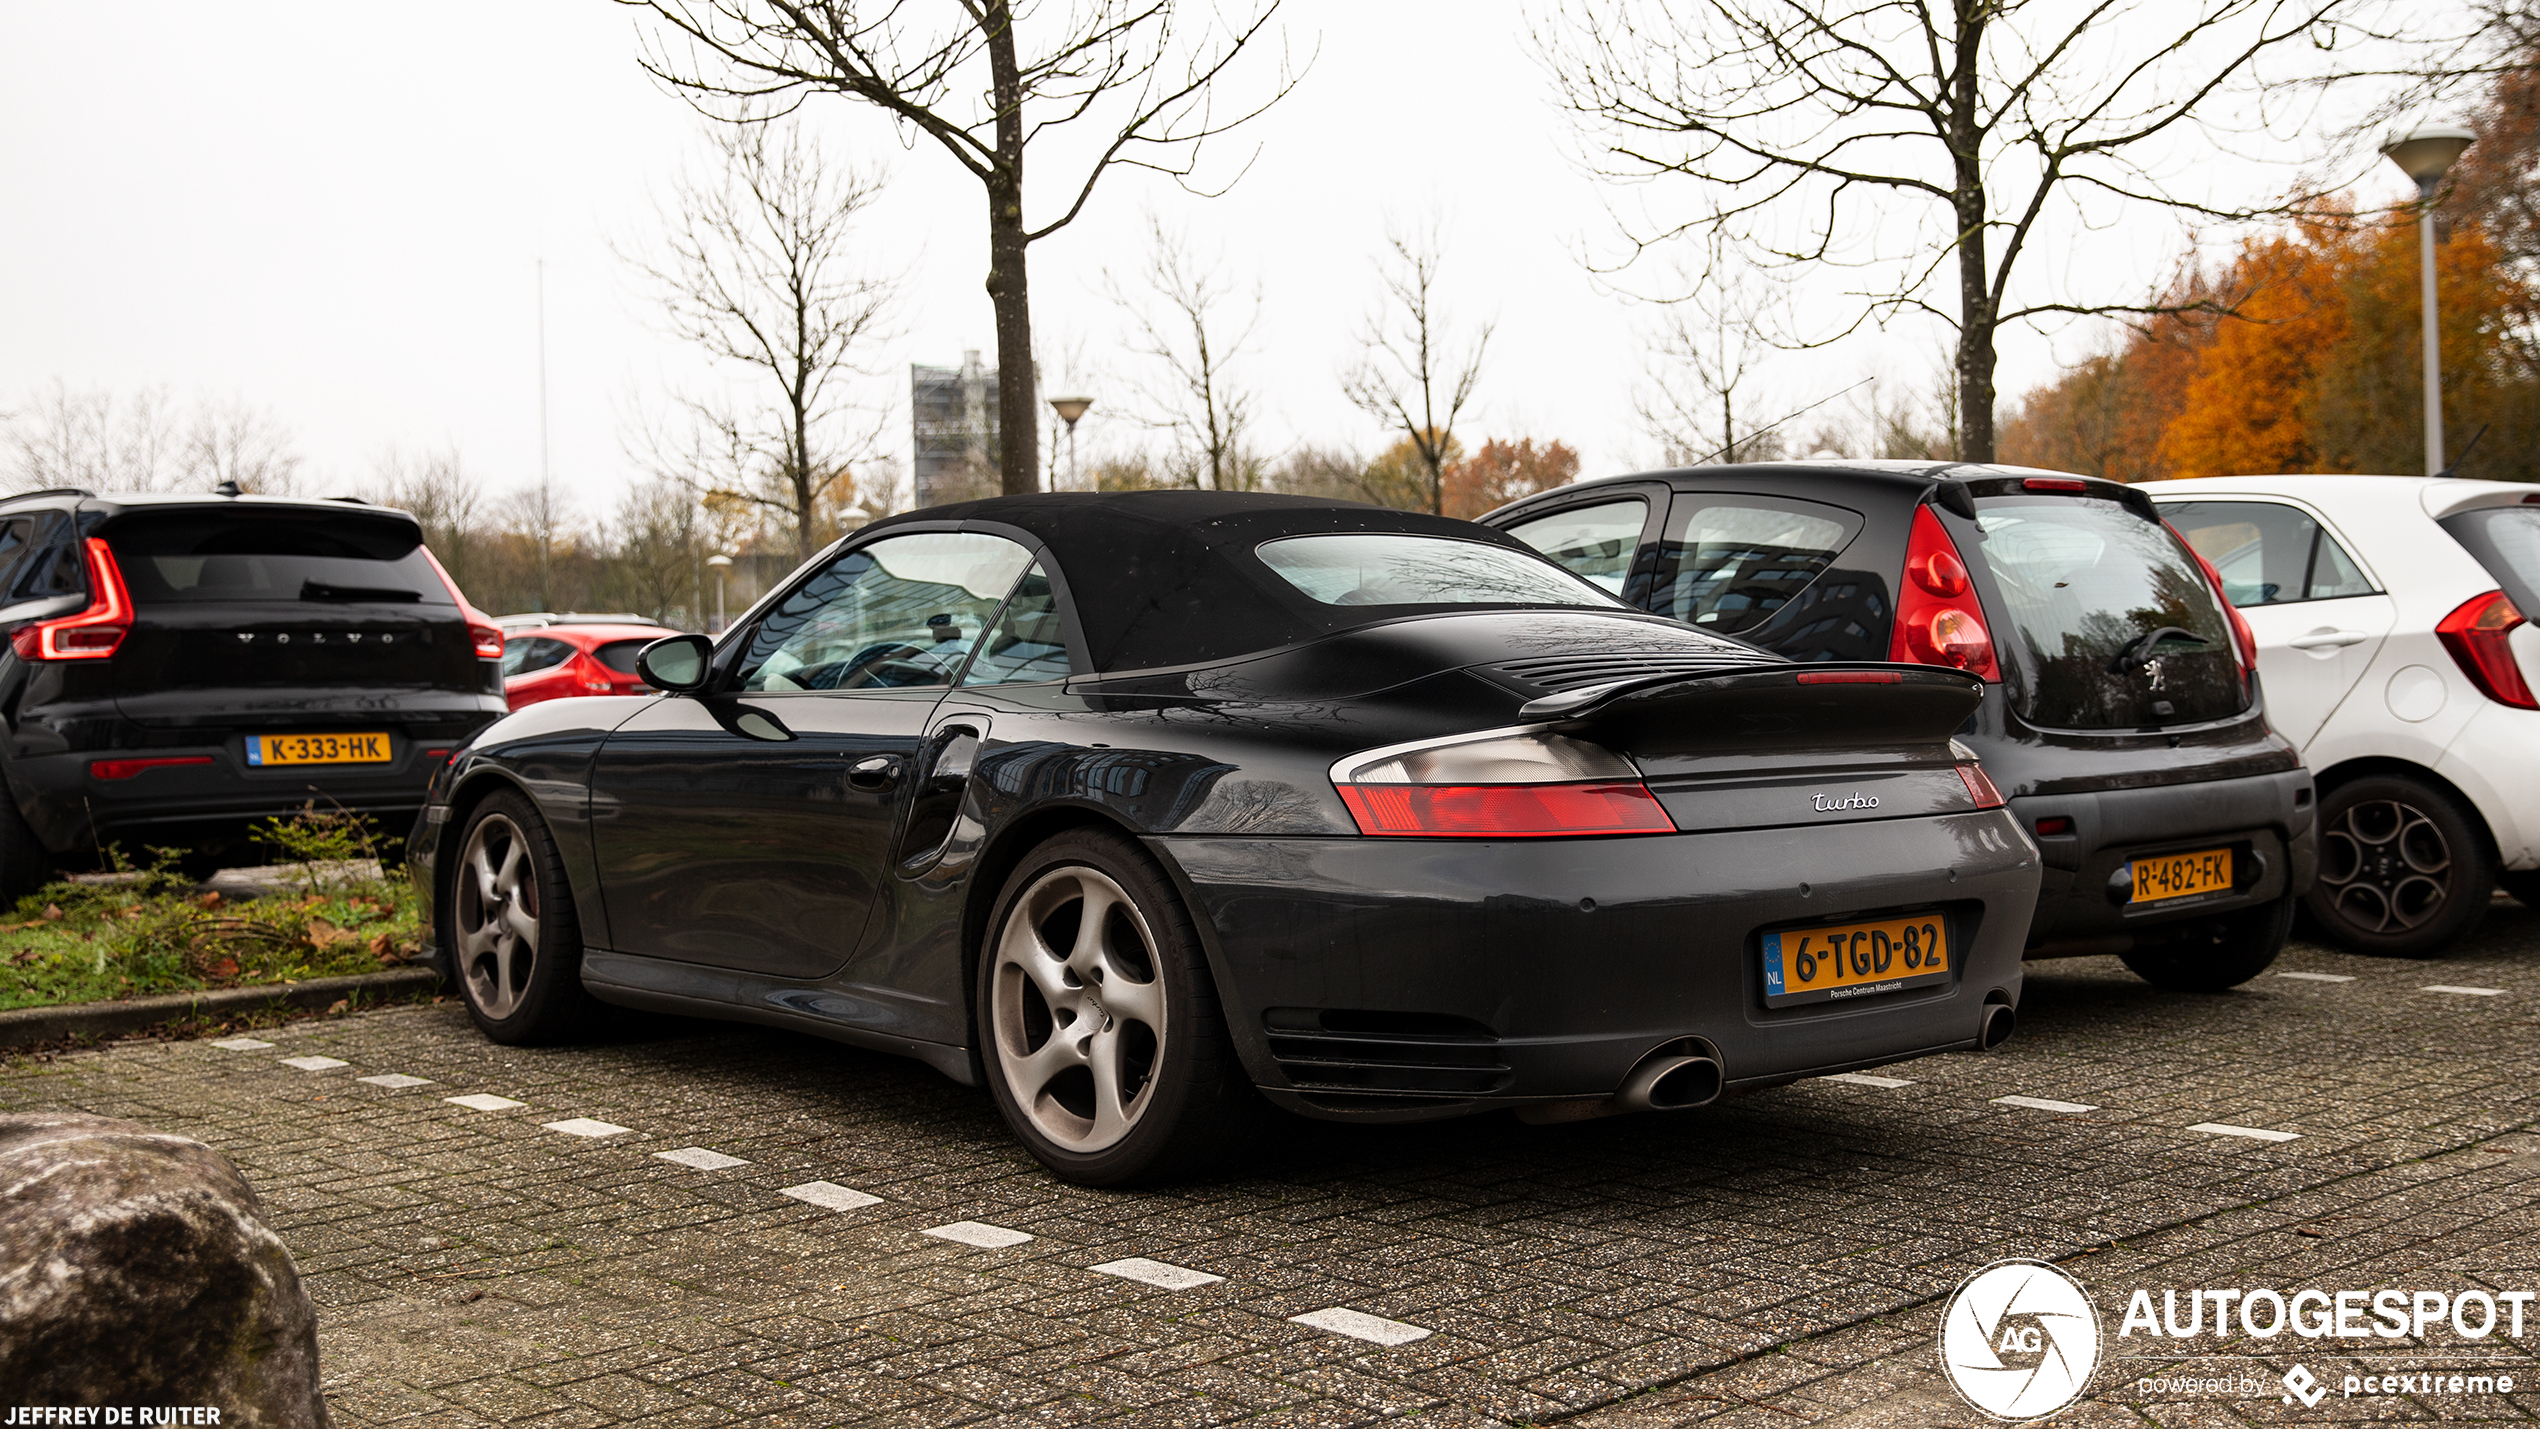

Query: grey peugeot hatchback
[1485,461,2318,991]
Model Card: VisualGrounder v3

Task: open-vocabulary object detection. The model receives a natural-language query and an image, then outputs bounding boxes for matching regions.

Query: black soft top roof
[860,491,1601,672]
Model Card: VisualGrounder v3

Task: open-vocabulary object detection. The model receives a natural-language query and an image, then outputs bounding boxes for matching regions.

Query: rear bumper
[1150,810,2041,1123]
[11,735,462,858]
[2431,702,2540,871]
[2011,766,2317,950]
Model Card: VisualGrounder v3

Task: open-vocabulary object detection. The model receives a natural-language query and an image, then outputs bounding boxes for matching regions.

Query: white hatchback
[2152,476,2540,956]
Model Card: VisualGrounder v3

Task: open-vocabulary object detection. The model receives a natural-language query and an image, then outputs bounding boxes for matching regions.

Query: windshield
[1254,534,1622,609]
[2439,505,2540,618]
[1969,496,2244,728]
[106,512,448,606]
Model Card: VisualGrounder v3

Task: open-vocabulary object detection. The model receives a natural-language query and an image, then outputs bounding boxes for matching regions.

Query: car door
[2163,498,2396,749]
[587,530,1036,981]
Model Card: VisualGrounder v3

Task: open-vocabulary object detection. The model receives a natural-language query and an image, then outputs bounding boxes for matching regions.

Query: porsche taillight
[10,539,133,661]
[1330,730,1676,838]
[1889,505,1999,681]
[2436,590,2538,710]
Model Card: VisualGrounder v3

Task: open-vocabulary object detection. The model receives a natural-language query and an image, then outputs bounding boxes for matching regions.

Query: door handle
[847,754,901,790]
[2288,629,2370,650]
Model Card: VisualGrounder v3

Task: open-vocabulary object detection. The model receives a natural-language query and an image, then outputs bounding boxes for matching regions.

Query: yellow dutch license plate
[2129,847,2234,903]
[247,732,394,767]
[1761,912,1951,1008]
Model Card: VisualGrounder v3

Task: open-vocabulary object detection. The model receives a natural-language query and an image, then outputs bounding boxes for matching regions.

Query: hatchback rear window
[106,513,450,606]
[2438,505,2540,618]
[1968,496,2245,728]
[1254,534,1620,608]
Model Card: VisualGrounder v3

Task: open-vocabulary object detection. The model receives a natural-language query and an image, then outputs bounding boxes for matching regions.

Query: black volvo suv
[0,486,508,900]
[1485,461,2319,991]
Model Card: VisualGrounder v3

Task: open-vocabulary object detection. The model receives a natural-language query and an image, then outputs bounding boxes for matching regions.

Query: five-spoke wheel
[2307,775,2494,958]
[446,790,598,1042]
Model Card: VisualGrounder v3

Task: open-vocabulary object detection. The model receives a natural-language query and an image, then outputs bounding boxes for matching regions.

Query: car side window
[591,640,650,675]
[12,520,82,600]
[1650,497,1859,634]
[2166,501,2379,607]
[501,637,573,677]
[0,520,34,596]
[1502,499,1648,596]
[735,532,1033,693]
[963,564,1073,686]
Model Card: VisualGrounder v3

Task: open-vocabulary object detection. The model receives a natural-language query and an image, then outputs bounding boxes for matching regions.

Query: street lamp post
[705,553,733,633]
[1048,396,1093,491]
[2381,124,2477,476]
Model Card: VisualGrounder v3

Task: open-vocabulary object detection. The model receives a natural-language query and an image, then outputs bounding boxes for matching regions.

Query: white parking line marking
[2276,972,2356,983]
[210,1037,274,1050]
[278,1056,349,1072]
[923,1221,1033,1249]
[357,1074,434,1089]
[542,1118,631,1138]
[1289,1307,1432,1346]
[2423,985,2506,996]
[1823,1073,1915,1088]
[444,1094,526,1112]
[1090,1257,1224,1290]
[779,1181,882,1212]
[1993,1095,2098,1114]
[2187,1122,2300,1142]
[655,1147,750,1170]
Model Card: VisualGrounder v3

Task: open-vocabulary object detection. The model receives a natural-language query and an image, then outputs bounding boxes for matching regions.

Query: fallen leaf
[367,931,391,957]
[198,892,223,909]
[204,958,240,979]
[306,919,356,949]
[325,999,349,1016]
[42,904,62,921]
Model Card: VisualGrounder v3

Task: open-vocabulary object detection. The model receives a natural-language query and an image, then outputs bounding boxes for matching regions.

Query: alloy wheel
[455,812,541,1020]
[2318,797,2452,935]
[988,865,1166,1153]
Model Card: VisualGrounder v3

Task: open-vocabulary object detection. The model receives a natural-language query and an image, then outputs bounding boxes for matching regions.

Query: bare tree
[604,474,709,628]
[185,402,302,494]
[628,114,895,562]
[6,383,299,493]
[1344,220,1493,516]
[1107,216,1263,491]
[1543,0,2414,462]
[1637,244,1784,465]
[624,0,1297,497]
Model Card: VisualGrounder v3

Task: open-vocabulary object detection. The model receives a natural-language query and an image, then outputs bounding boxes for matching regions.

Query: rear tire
[976,827,1260,1187]
[446,790,601,1044]
[2305,775,2494,959]
[2119,894,2294,992]
[0,778,49,909]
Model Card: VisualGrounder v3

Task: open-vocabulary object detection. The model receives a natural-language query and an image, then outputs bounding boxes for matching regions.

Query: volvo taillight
[420,545,504,660]
[10,539,133,661]
[2436,590,2538,710]
[1330,730,1675,838]
[1889,505,1999,681]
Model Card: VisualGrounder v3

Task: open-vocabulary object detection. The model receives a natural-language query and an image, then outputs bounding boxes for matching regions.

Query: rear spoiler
[1529,663,1985,760]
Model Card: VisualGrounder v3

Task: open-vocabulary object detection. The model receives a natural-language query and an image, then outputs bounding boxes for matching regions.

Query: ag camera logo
[1940,1260,2103,1420]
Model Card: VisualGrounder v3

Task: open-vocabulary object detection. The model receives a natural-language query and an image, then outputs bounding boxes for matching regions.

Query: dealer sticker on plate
[247,732,393,767]
[1761,912,1952,1008]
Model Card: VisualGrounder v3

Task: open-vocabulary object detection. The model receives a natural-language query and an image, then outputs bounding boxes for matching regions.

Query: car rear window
[106,511,450,606]
[1968,496,2245,728]
[2438,505,2540,618]
[1502,499,1647,595]
[1254,534,1621,608]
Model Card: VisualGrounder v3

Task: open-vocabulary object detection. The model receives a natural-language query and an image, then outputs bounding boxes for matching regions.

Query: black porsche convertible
[411,493,2041,1184]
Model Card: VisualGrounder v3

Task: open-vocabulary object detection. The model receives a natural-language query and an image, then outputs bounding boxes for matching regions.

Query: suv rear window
[1969,496,2245,728]
[105,512,450,606]
[2438,505,2540,618]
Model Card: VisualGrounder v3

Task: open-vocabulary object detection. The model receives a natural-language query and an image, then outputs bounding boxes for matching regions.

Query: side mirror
[636,633,714,694]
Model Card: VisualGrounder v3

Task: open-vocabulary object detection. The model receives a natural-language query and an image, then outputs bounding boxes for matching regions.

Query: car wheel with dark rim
[977,827,1259,1186]
[2118,893,2295,991]
[2306,775,2495,959]
[449,790,600,1042]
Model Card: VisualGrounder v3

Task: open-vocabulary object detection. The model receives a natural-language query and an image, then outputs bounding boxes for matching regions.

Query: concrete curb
[0,967,444,1048]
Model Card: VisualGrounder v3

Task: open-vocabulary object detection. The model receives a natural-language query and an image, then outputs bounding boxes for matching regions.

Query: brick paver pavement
[6,898,2537,1427]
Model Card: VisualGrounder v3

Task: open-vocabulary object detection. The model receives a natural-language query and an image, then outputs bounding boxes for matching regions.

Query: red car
[500,622,684,710]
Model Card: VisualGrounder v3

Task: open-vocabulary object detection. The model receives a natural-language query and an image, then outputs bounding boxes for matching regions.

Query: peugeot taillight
[1889,505,1999,681]
[419,545,504,660]
[2436,590,2537,710]
[10,539,133,661]
[2166,520,2258,677]
[1330,730,1675,838]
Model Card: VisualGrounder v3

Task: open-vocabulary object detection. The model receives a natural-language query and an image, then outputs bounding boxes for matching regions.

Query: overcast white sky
[0,2,2439,521]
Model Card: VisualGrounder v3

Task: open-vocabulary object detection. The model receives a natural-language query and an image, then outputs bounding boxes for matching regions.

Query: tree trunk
[983,3,1039,496]
[1949,1,1997,464]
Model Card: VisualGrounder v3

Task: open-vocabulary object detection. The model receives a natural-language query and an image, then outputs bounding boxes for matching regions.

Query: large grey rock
[0,1111,328,1426]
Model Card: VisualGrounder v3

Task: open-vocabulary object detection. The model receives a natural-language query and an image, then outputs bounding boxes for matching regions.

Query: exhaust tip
[1615,1038,1725,1111]
[1979,1002,2017,1050]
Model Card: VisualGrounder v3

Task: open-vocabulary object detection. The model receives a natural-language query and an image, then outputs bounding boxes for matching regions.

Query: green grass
[0,807,426,1011]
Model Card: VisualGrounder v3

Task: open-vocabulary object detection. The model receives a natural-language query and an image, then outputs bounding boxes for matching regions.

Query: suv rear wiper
[300,580,422,603]
[2107,625,2208,672]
